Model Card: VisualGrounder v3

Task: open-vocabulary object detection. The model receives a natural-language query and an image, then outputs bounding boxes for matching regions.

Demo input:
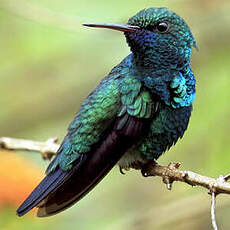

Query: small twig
[211,192,218,230]
[0,136,59,160]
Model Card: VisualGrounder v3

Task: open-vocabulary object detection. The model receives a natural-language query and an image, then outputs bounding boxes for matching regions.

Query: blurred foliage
[1,0,230,229]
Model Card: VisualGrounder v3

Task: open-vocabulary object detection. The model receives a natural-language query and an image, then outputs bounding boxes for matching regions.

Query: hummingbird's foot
[119,166,126,175]
[141,160,158,177]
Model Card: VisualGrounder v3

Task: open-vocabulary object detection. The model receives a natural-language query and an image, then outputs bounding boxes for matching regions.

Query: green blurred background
[1,0,230,229]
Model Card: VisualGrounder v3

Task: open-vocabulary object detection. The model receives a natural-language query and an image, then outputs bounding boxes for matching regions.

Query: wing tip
[16,211,24,217]
[16,206,31,217]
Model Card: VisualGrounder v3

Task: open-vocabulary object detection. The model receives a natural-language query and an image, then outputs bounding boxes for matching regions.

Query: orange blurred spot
[0,150,43,207]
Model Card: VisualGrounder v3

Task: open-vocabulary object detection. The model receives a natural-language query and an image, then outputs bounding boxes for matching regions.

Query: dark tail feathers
[16,168,73,217]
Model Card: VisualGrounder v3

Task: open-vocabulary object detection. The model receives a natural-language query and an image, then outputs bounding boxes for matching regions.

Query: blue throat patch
[143,65,196,108]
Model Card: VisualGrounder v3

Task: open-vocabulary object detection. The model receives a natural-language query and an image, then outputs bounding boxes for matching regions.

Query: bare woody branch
[142,162,230,195]
[0,136,59,160]
[1,136,230,195]
[1,136,230,230]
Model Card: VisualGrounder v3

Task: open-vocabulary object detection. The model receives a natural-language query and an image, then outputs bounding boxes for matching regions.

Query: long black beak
[82,23,140,32]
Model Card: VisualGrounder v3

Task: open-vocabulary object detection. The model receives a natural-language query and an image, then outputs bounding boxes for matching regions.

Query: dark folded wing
[17,113,148,217]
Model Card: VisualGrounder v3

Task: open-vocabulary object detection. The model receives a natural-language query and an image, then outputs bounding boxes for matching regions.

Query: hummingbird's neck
[131,49,190,76]
[124,52,195,109]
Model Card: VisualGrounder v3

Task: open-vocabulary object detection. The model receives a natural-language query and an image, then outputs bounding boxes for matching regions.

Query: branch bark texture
[142,162,230,195]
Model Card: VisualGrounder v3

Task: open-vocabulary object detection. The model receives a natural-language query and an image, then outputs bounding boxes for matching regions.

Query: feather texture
[17,113,148,217]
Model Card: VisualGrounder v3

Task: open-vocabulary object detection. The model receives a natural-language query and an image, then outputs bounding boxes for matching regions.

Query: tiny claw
[141,170,149,177]
[167,183,172,190]
[162,175,174,190]
[141,166,149,177]
[141,161,158,177]
[119,166,126,175]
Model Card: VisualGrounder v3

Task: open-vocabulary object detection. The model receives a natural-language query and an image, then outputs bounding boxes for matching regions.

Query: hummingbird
[17,7,197,217]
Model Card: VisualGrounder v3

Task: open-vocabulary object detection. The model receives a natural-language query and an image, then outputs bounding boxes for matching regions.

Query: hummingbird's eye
[156,21,170,33]
[146,21,170,33]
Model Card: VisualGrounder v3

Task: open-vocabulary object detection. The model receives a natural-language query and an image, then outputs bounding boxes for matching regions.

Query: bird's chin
[125,30,160,57]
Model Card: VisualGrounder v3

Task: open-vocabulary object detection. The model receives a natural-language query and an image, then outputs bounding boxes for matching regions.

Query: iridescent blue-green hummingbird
[17,8,197,217]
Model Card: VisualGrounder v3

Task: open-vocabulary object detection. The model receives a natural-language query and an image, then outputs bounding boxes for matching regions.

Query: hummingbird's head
[83,8,197,69]
[125,8,197,68]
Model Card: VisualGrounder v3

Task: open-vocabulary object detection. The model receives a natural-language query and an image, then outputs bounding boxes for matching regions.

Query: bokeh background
[1,0,230,229]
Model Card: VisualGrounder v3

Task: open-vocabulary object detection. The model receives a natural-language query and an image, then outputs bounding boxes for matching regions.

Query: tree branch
[142,162,230,195]
[1,136,229,230]
[0,136,59,160]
